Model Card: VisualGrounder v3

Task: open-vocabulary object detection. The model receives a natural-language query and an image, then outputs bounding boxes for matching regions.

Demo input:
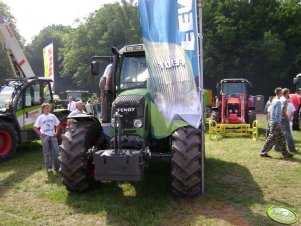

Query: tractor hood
[118,88,149,98]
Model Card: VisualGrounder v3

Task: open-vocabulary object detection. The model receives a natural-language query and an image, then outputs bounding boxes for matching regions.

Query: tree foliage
[2,1,301,98]
[60,1,142,92]
[203,0,301,96]
[25,25,72,93]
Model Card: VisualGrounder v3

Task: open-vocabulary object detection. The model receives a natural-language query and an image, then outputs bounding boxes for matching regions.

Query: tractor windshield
[221,82,247,95]
[120,56,149,90]
[0,85,14,109]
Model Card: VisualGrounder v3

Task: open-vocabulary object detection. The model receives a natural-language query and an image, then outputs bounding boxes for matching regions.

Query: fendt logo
[116,107,135,113]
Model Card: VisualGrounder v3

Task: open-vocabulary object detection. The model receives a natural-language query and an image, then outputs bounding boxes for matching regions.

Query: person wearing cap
[33,103,60,173]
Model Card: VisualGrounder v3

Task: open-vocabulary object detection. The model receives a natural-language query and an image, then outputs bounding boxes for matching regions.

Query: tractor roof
[119,44,145,55]
[220,78,250,84]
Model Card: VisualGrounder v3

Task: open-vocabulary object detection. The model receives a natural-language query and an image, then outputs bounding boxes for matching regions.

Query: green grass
[0,114,301,225]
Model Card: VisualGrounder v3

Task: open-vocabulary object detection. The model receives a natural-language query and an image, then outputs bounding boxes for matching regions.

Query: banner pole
[197,0,205,195]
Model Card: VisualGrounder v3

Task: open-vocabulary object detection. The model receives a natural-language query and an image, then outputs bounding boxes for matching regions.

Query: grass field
[0,114,300,225]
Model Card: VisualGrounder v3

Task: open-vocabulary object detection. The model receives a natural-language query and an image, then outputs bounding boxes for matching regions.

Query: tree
[25,25,73,93]
[202,0,301,97]
[60,1,142,93]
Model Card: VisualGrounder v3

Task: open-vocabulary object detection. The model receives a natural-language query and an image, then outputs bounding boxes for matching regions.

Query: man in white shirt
[33,103,60,173]
[85,100,94,115]
[67,101,87,126]
[67,96,76,111]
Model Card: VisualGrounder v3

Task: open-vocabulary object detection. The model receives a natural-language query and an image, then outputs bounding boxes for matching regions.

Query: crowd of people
[261,87,298,158]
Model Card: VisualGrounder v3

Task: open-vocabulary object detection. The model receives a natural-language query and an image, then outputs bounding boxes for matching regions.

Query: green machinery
[59,44,203,197]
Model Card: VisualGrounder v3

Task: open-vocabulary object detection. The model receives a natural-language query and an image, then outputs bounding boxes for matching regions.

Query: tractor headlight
[229,109,233,113]
[133,119,143,128]
[235,109,238,113]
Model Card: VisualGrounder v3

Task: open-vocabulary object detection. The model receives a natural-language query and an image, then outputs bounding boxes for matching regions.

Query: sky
[1,0,119,43]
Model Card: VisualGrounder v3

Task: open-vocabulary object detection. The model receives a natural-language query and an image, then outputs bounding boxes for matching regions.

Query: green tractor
[59,44,203,197]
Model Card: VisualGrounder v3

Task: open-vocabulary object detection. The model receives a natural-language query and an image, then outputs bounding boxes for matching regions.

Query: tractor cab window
[16,93,24,111]
[42,82,52,103]
[221,83,247,96]
[25,83,41,107]
[120,56,149,90]
[0,86,14,109]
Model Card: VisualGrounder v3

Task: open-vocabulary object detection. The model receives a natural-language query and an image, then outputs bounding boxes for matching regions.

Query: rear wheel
[59,121,102,192]
[0,122,18,162]
[171,126,202,197]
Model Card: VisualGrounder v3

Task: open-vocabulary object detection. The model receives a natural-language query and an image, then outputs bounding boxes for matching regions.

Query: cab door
[17,82,43,141]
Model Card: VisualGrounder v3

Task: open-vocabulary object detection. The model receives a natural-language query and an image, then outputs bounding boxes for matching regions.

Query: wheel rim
[0,130,12,156]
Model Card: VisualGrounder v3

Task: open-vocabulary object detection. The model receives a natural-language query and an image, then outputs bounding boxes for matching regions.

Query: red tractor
[290,73,301,131]
[209,78,258,140]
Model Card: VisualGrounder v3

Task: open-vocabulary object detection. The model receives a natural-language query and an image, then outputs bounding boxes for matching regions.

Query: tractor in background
[209,78,258,140]
[290,73,301,131]
[0,14,69,161]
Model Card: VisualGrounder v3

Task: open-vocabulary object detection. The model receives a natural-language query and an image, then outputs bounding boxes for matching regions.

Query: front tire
[59,121,102,192]
[0,122,18,162]
[171,126,202,197]
[211,109,221,123]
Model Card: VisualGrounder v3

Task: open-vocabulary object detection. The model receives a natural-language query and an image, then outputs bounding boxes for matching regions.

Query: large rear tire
[171,126,202,197]
[0,121,18,162]
[59,121,102,192]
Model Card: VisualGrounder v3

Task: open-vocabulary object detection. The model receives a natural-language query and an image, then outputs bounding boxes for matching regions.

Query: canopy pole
[197,0,205,195]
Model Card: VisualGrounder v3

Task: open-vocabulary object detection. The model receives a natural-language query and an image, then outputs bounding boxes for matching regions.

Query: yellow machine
[209,119,258,140]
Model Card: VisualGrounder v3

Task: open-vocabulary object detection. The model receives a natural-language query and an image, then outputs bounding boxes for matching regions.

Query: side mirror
[91,61,100,76]
[293,77,300,85]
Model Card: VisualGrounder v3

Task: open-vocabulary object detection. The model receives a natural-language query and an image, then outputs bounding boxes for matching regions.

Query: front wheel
[171,126,202,197]
[0,122,18,162]
[59,121,103,192]
[211,109,221,123]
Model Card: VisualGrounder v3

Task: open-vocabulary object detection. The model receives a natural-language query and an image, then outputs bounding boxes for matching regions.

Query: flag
[138,0,201,128]
[43,43,54,89]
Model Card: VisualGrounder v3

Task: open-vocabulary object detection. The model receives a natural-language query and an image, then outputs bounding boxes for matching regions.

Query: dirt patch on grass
[160,198,251,226]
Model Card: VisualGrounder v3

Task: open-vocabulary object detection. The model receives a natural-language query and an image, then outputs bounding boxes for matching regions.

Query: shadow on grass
[64,158,272,225]
[0,142,43,196]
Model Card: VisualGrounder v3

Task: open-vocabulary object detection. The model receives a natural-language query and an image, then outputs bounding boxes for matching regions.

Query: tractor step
[93,149,144,181]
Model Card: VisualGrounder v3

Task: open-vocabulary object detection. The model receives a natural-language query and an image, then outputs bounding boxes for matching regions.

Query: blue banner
[139,0,199,81]
[138,0,201,128]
